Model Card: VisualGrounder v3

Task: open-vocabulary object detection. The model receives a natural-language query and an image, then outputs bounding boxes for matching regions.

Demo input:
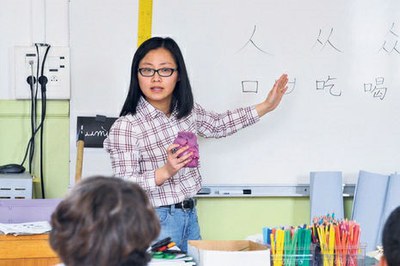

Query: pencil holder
[271,252,313,266]
[312,243,366,266]
[270,244,366,266]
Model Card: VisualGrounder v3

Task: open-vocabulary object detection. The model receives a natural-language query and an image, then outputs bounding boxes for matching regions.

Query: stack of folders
[149,237,196,266]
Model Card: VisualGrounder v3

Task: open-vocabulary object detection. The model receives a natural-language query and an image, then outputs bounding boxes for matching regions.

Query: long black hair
[120,37,194,119]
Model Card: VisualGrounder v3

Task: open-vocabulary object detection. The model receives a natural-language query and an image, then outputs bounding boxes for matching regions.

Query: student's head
[120,36,194,119]
[49,176,160,266]
[380,206,400,266]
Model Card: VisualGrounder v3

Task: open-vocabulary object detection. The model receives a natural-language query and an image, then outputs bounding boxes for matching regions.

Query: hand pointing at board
[256,73,288,117]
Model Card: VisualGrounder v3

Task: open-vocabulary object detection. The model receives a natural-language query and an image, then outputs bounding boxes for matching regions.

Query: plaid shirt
[104,97,260,207]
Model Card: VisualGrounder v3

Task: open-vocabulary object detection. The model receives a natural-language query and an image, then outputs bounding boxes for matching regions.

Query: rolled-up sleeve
[194,103,260,138]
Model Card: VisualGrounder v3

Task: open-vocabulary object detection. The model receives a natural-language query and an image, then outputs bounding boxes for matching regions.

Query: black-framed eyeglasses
[138,68,177,77]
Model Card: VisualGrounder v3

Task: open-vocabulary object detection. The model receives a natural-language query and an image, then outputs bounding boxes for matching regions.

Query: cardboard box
[188,240,270,266]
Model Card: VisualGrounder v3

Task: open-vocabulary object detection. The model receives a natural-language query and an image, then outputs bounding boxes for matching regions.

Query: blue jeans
[154,205,201,253]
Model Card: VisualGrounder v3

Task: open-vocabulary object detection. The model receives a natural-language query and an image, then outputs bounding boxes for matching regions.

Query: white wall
[0,0,69,99]
[69,0,139,183]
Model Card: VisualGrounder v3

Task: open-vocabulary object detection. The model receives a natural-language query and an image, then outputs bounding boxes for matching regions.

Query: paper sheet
[0,221,51,235]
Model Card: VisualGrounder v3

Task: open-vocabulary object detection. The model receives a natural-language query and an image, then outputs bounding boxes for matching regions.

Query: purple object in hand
[173,131,199,168]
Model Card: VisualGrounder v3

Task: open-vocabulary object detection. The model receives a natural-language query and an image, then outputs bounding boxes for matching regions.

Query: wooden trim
[0,234,59,265]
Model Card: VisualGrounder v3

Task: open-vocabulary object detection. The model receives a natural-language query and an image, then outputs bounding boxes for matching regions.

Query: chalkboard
[69,0,400,185]
[76,116,117,148]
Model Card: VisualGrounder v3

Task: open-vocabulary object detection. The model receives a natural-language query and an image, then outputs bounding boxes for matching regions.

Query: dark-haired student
[49,176,160,266]
[379,206,400,266]
[104,36,288,252]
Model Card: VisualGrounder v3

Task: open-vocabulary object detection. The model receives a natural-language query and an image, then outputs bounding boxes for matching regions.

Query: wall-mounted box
[0,173,32,200]
[14,46,70,99]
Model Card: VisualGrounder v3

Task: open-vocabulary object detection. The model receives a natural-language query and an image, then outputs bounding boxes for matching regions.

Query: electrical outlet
[14,46,70,99]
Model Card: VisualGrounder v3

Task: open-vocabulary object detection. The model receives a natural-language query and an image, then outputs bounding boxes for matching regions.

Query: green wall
[0,99,353,239]
[197,197,353,240]
[0,100,70,198]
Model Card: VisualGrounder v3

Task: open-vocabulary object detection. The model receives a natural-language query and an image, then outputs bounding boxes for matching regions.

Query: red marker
[157,245,168,252]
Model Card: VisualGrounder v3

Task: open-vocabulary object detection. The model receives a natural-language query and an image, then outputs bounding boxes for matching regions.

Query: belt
[160,198,196,211]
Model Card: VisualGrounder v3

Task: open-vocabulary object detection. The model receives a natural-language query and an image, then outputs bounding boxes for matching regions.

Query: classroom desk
[0,234,59,266]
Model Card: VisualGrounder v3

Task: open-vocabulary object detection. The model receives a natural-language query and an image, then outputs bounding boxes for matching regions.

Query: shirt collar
[138,97,177,119]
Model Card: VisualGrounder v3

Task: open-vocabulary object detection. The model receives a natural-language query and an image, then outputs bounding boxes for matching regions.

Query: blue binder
[376,173,400,246]
[351,170,389,252]
[310,171,344,223]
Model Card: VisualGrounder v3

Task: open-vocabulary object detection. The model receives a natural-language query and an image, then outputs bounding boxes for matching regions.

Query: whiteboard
[70,0,400,186]
[152,0,400,185]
